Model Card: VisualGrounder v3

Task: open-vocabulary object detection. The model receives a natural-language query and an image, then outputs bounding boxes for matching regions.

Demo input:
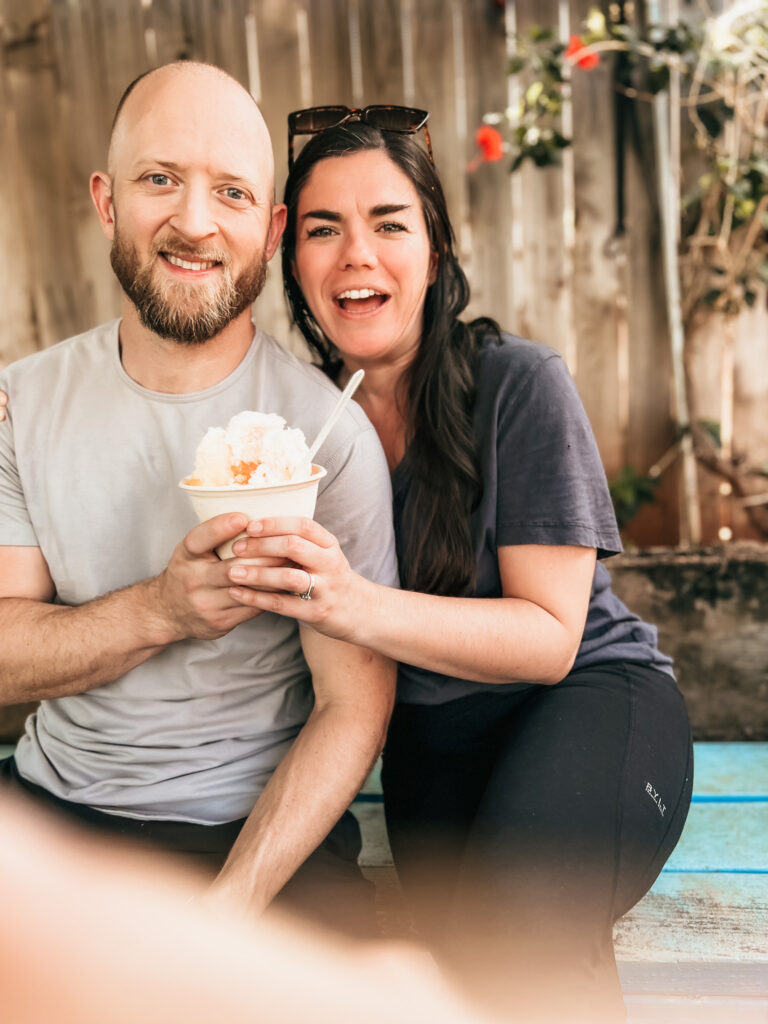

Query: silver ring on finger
[299,571,315,601]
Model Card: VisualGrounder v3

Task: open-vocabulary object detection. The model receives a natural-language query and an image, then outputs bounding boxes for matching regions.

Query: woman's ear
[428,250,439,286]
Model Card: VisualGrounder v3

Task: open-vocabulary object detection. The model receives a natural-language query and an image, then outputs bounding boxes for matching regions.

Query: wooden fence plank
[621,73,680,546]
[411,0,471,275]
[462,0,513,330]
[0,1,39,366]
[567,0,623,478]
[248,0,307,355]
[146,0,192,65]
[306,0,353,105]
[358,0,405,105]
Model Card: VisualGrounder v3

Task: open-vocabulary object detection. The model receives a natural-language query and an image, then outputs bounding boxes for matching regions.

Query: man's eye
[148,174,171,187]
[223,187,247,201]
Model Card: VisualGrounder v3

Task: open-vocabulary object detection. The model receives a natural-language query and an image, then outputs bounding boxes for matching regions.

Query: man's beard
[110,228,268,344]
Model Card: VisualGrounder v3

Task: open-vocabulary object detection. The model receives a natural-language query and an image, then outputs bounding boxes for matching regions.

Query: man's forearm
[0,581,175,704]
[209,700,389,915]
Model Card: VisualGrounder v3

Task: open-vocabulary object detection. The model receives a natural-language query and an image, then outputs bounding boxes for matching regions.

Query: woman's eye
[306,225,336,238]
[378,221,407,233]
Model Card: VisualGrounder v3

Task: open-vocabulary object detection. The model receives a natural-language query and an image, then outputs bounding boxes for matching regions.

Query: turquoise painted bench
[353,742,768,1023]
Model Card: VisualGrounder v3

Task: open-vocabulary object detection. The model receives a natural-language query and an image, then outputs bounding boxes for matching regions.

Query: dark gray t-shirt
[393,334,673,705]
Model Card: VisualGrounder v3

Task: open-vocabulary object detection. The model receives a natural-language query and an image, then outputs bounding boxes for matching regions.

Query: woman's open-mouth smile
[334,288,390,316]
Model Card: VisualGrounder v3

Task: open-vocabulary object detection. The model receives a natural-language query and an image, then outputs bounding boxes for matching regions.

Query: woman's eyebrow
[301,209,341,222]
[300,203,411,222]
[370,203,410,216]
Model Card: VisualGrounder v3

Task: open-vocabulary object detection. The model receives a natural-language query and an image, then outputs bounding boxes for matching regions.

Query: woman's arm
[226,518,596,686]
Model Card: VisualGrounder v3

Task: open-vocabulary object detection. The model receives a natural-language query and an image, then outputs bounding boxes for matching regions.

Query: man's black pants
[0,755,376,939]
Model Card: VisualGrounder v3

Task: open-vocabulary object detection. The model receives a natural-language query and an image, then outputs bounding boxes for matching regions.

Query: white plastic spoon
[306,368,365,466]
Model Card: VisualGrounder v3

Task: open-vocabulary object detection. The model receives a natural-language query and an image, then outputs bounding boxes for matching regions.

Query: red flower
[565,35,599,70]
[475,125,504,162]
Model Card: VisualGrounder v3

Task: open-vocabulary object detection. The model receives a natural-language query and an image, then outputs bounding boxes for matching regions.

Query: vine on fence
[476,1,768,536]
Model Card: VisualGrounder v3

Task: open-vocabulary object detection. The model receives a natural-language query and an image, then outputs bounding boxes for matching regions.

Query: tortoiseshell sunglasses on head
[287,105,433,169]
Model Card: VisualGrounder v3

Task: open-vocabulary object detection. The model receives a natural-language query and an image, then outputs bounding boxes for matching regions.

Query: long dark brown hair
[281,122,501,596]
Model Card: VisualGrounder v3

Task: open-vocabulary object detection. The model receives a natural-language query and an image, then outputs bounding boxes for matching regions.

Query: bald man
[0,63,398,936]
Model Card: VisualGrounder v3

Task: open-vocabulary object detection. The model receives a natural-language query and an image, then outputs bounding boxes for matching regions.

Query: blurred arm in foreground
[0,793,493,1024]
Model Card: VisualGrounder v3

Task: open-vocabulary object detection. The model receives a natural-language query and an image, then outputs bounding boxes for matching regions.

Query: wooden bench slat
[666,804,768,872]
[614,873,768,962]
[692,743,768,797]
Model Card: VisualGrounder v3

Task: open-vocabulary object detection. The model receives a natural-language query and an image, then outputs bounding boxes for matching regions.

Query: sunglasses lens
[289,106,350,133]
[364,106,428,132]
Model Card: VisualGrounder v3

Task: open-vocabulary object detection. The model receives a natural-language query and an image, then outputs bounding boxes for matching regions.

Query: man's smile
[161,252,222,273]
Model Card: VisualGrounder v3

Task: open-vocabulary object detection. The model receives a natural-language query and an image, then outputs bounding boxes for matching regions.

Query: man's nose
[168,184,218,241]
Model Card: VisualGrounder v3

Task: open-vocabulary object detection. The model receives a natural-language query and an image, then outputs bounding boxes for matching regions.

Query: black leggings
[381,662,693,1024]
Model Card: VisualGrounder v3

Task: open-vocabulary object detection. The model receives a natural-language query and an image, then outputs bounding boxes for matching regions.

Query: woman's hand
[0,390,7,422]
[225,516,370,642]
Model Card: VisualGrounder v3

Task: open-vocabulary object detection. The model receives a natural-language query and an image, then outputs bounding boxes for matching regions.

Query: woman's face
[292,149,437,370]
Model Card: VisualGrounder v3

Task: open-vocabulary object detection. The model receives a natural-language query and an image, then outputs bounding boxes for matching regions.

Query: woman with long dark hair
[225,112,692,1023]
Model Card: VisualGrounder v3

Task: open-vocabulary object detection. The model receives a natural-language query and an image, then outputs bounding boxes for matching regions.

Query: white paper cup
[179,464,327,559]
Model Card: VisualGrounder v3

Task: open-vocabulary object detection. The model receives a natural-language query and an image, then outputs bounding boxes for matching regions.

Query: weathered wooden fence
[1,0,766,546]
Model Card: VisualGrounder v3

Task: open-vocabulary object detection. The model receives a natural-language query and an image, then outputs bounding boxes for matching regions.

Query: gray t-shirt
[0,320,398,823]
[393,334,674,705]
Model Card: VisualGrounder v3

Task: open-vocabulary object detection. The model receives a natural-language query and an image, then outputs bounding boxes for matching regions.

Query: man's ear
[265,203,287,262]
[90,172,115,240]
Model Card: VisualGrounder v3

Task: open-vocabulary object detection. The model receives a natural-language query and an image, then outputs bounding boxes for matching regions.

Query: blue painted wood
[692,743,768,798]
[614,873,768,961]
[665,804,767,872]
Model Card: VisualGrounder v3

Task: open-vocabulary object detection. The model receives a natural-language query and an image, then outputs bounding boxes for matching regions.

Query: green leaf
[508,56,527,75]
[529,25,555,43]
[646,65,670,93]
[698,419,721,447]
[526,81,544,105]
[608,467,659,529]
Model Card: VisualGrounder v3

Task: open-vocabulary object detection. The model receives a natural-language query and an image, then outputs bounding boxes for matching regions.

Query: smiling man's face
[94,63,285,344]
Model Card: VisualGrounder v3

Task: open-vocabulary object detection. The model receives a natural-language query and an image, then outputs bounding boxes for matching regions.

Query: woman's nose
[339,229,378,270]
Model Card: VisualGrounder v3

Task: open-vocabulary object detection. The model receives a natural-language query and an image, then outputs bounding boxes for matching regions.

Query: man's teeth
[165,254,217,271]
[336,288,383,300]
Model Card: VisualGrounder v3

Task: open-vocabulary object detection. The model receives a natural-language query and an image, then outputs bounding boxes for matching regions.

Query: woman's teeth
[336,288,382,300]
[165,254,218,271]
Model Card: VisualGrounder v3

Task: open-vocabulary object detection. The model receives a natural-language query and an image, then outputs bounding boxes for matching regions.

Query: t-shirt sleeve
[495,352,622,557]
[0,373,39,546]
